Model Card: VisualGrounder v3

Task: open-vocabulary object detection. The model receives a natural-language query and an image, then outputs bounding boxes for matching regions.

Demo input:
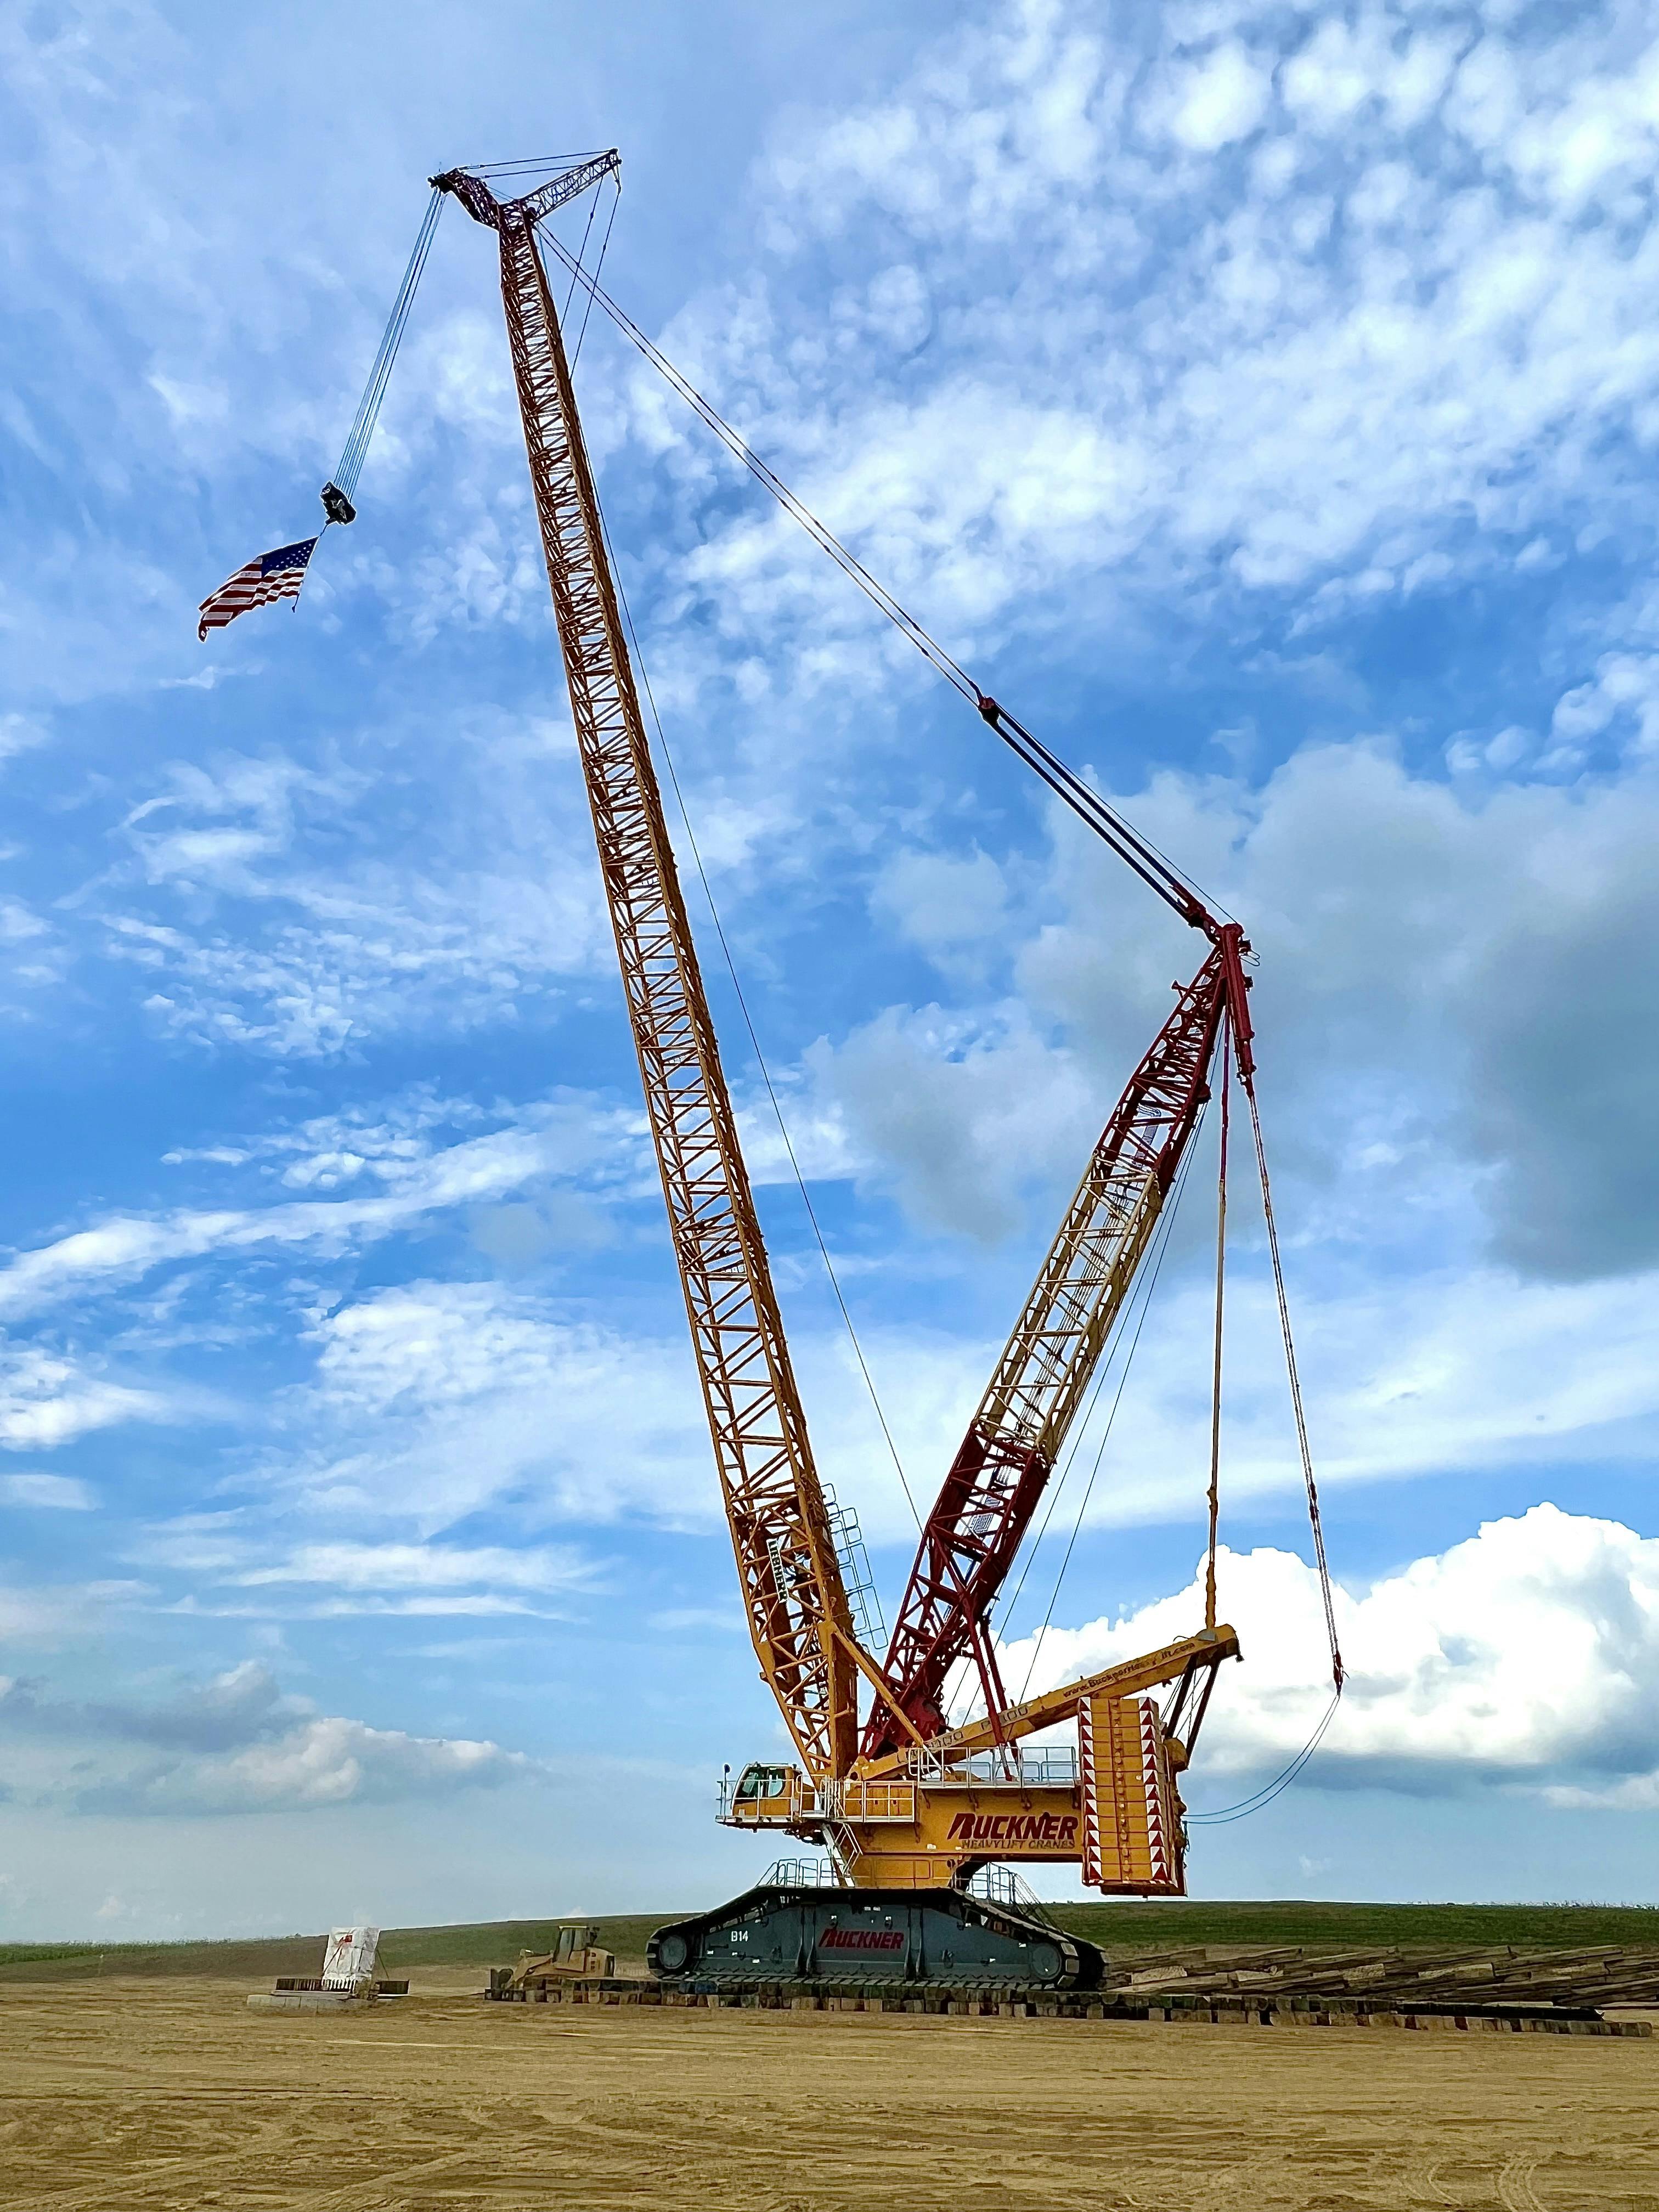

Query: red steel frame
[863,927,1253,1758]
[441,155,1268,1805]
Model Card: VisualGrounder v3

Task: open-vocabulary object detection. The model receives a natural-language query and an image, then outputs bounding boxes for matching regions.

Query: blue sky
[4,0,1659,1939]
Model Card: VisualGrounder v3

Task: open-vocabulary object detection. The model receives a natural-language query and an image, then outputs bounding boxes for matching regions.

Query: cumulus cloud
[1002,1505,1659,1803]
[809,740,1659,1286]
[97,1714,528,1815]
[1161,41,1273,153]
[0,1660,536,1815]
[803,1002,1097,1243]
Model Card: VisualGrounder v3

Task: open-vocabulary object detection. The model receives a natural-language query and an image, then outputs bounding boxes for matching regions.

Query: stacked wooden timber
[1107,1943,1659,2012]
[492,1977,1650,2033]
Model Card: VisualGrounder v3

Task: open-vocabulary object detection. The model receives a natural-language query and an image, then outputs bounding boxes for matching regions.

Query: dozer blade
[647,1884,1103,1992]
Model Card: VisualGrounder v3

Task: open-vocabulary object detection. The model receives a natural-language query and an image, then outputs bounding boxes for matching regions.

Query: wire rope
[1011,1137,1203,1705]
[466,150,610,176]
[1184,1690,1341,1824]
[557,185,604,331]
[1245,1080,1344,1694]
[331,188,445,504]
[572,181,620,370]
[534,227,1232,924]
[593,506,924,1540]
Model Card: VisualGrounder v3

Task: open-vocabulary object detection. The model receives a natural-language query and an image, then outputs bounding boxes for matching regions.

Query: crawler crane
[436,155,1336,1979]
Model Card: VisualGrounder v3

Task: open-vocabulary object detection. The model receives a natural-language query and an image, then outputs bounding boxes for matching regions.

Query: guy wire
[1013,1133,1200,1705]
[595,507,924,1539]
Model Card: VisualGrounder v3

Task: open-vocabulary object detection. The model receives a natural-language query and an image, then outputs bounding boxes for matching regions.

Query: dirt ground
[2,1970,1657,2210]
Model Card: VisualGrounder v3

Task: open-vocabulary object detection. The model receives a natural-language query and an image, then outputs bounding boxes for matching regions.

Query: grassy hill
[4,1899,1657,1983]
[0,1915,676,1984]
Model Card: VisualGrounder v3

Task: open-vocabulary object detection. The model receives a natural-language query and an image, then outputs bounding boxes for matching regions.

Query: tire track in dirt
[1,1980,1655,2210]
[1497,2152,1549,2212]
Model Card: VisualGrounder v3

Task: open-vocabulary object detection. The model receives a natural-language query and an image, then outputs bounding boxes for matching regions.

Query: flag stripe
[198,537,319,640]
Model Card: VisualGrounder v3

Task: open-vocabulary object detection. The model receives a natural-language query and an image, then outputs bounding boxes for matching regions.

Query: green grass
[4,1899,1657,1983]
[0,1914,681,1984]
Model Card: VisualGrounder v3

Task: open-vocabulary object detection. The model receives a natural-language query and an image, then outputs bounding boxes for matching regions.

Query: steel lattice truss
[864,945,1235,1758]
[449,169,859,1781]
[439,155,1297,1822]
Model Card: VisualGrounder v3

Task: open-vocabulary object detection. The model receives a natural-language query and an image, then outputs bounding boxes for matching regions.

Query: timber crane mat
[485,1914,1655,2035]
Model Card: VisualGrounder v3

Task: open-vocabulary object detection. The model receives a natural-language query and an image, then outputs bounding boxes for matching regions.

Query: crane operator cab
[724,1762,806,1827]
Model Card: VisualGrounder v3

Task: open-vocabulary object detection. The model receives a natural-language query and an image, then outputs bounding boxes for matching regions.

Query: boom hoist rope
[537,230,1234,933]
[540,218,1345,1713]
[600,503,926,1544]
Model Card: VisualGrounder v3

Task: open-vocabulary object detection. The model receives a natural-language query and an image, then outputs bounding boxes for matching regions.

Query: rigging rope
[467,149,611,177]
[1246,1081,1344,1694]
[562,178,619,374]
[1184,1690,1341,1824]
[1205,1015,1230,1634]
[330,187,445,507]
[558,184,605,331]
[595,505,925,1544]
[1010,1137,1201,1703]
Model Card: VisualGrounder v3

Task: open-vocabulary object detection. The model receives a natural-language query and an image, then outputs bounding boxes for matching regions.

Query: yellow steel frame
[451,161,1244,1893]
[461,176,861,1780]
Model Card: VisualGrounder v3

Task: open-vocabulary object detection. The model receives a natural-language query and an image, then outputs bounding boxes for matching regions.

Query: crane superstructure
[437,154,1320,1901]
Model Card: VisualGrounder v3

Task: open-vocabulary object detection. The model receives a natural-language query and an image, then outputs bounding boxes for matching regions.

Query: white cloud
[871,846,1009,955]
[0,1580,148,1640]
[290,1280,710,1531]
[0,1472,97,1511]
[93,720,610,1057]
[0,1346,176,1448]
[1002,1505,1659,1801]
[648,0,1659,704]
[235,1541,597,1598]
[123,1713,530,1813]
[0,1659,536,1815]
[803,1000,1097,1243]
[809,739,1659,1284]
[1164,42,1273,153]
[0,1099,624,1319]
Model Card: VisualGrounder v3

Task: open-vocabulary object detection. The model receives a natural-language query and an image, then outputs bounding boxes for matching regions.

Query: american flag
[197,536,319,641]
